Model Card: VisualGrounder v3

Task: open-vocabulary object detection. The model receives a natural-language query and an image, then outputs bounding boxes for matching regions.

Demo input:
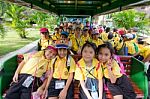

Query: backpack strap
[113,55,126,75]
[52,57,57,72]
[77,62,85,79]
[66,55,71,72]
[52,55,71,72]
[96,62,100,71]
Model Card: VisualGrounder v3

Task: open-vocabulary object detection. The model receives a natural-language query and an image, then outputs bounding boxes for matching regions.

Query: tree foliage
[29,11,58,30]
[0,1,58,38]
[112,9,149,29]
[0,1,7,38]
[0,23,5,38]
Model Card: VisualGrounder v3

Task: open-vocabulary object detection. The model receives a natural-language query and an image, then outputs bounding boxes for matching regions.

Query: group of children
[37,23,139,57]
[4,30,137,99]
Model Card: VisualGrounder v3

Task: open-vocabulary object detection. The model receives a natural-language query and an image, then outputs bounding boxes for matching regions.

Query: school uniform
[102,60,136,99]
[90,39,104,47]
[99,32,108,42]
[70,35,81,53]
[139,45,150,59]
[48,55,76,98]
[38,38,53,50]
[74,58,103,99]
[125,41,136,55]
[114,38,125,55]
[4,51,52,99]
[80,34,90,47]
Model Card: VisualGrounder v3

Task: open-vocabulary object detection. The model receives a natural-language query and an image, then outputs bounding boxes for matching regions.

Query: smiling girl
[74,41,103,99]
[97,42,136,99]
[47,43,76,99]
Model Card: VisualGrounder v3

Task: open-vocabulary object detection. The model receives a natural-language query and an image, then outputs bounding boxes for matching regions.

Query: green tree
[5,3,30,38]
[29,10,58,30]
[0,23,5,38]
[112,9,149,29]
[0,1,7,38]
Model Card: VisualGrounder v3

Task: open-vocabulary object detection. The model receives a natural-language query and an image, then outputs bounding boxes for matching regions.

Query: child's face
[45,49,56,60]
[92,34,98,40]
[60,35,67,40]
[58,48,67,58]
[82,46,95,63]
[98,47,111,63]
[40,33,49,39]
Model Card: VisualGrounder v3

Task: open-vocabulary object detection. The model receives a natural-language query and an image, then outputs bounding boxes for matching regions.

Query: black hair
[108,32,114,39]
[61,34,68,38]
[81,41,97,55]
[97,42,114,56]
[105,27,110,33]
[137,38,144,44]
[113,28,117,32]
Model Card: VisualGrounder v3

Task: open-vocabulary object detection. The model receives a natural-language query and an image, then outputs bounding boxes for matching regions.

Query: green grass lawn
[0,28,40,56]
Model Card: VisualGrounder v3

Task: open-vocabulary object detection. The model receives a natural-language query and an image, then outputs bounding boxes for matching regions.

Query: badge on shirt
[64,71,68,76]
[55,80,65,89]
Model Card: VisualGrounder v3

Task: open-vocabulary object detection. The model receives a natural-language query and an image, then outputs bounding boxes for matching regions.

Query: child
[90,29,103,47]
[70,26,82,54]
[4,45,57,99]
[38,28,53,51]
[46,43,76,99]
[97,42,136,99]
[74,41,103,99]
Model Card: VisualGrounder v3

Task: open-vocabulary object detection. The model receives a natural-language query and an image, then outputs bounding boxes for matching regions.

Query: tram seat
[73,55,145,99]
[9,54,145,99]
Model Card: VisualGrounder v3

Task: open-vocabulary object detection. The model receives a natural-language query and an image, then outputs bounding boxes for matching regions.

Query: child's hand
[36,87,44,96]
[13,73,18,83]
[41,89,48,99]
[107,59,113,70]
[59,88,67,99]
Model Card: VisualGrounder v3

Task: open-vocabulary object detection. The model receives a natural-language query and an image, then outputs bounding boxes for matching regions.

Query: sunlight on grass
[0,28,40,56]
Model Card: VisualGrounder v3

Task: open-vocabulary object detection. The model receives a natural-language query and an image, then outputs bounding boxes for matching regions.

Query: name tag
[22,76,34,88]
[55,80,65,89]
[91,91,98,99]
[92,85,96,92]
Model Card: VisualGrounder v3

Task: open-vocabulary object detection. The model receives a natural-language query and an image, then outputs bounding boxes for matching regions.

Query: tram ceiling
[7,0,149,16]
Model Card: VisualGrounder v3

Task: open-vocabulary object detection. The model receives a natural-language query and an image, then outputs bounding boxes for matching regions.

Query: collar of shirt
[56,55,67,61]
[78,58,98,68]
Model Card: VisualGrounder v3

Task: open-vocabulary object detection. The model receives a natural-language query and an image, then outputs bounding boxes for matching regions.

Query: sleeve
[23,53,31,62]
[69,57,76,73]
[74,66,84,80]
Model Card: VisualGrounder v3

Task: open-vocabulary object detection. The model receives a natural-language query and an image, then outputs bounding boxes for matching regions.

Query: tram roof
[7,0,150,17]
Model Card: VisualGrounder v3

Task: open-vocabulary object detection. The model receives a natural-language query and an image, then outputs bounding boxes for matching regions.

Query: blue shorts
[48,78,74,98]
